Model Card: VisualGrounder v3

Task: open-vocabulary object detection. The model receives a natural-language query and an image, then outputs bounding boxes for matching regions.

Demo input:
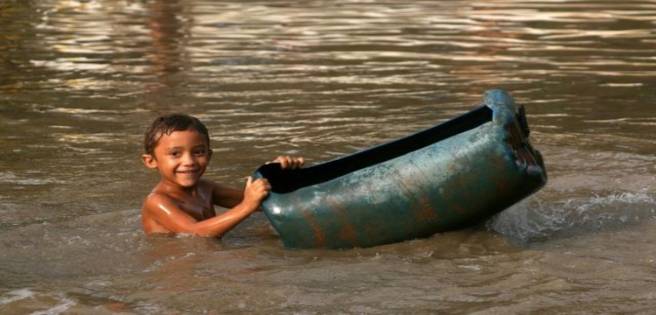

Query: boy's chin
[166,177,199,188]
[177,180,199,188]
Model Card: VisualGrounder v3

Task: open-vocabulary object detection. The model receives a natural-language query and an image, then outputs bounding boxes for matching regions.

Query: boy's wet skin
[141,114,303,237]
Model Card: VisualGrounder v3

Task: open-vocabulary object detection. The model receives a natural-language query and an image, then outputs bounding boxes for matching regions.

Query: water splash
[0,288,34,305]
[489,192,656,244]
[0,289,75,315]
[30,295,76,315]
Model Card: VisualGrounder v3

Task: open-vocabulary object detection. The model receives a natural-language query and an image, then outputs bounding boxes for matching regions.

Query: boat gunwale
[256,104,495,194]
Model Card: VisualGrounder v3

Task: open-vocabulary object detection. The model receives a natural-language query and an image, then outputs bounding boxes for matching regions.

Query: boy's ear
[208,149,213,160]
[142,154,158,169]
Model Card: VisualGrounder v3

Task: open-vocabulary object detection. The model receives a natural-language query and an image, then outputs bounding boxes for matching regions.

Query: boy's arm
[211,183,244,208]
[211,156,305,208]
[145,177,270,237]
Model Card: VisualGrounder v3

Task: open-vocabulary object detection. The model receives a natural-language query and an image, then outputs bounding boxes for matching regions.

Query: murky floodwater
[1,0,655,313]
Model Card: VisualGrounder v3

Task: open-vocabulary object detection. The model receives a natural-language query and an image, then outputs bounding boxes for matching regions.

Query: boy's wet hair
[144,113,210,155]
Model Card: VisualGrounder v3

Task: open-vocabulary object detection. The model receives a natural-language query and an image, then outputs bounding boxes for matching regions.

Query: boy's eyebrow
[165,144,207,151]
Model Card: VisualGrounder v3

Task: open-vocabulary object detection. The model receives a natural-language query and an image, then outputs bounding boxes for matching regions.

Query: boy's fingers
[295,157,304,169]
[267,155,304,169]
[251,178,270,188]
[287,157,299,169]
[254,179,271,192]
[261,179,271,188]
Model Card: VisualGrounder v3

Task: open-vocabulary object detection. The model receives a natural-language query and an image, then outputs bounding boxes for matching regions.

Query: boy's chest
[177,188,215,221]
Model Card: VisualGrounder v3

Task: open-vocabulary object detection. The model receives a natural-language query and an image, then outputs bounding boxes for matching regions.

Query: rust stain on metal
[505,121,538,169]
[338,223,357,244]
[327,197,357,244]
[393,170,438,224]
[416,195,438,223]
[300,207,326,247]
[360,207,384,243]
[495,176,510,196]
[452,204,468,214]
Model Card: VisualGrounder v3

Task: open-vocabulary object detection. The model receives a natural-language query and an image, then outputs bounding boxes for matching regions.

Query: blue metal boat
[254,89,547,249]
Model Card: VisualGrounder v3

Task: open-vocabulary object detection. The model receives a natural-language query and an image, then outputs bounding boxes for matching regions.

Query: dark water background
[1,0,655,313]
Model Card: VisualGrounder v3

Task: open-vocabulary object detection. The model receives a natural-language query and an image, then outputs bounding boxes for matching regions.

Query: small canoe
[254,89,547,249]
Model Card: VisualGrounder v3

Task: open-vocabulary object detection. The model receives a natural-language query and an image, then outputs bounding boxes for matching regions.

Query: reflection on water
[1,0,656,313]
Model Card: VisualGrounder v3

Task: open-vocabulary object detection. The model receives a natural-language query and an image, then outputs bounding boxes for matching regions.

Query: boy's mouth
[176,169,199,175]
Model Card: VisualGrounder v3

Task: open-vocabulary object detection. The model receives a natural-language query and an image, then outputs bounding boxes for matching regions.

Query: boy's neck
[157,179,198,197]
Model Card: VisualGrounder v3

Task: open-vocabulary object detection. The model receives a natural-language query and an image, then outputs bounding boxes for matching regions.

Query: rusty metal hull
[254,89,547,249]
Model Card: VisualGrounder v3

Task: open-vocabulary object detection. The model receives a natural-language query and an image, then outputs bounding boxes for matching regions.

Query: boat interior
[257,105,493,193]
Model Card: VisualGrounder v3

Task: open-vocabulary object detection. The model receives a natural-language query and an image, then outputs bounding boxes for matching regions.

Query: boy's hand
[270,156,305,169]
[243,176,271,208]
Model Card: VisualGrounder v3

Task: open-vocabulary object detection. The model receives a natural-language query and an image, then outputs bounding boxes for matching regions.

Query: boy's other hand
[243,176,271,206]
[270,156,305,169]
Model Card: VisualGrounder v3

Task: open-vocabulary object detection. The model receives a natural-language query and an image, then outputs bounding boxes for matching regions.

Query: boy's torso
[142,180,216,233]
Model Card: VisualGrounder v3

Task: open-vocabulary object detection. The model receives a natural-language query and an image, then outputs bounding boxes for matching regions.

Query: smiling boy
[141,114,303,237]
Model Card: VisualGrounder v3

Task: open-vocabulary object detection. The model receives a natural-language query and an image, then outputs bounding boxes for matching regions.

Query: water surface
[1,0,655,313]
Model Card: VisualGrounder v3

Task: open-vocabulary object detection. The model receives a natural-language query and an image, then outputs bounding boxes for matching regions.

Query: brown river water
[1,0,655,314]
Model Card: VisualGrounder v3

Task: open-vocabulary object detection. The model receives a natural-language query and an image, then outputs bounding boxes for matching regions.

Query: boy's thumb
[246,176,253,186]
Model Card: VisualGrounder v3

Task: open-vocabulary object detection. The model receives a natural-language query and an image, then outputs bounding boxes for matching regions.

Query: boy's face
[142,129,212,189]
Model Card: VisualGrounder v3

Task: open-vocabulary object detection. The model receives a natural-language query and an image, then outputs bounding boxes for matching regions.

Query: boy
[141,113,304,237]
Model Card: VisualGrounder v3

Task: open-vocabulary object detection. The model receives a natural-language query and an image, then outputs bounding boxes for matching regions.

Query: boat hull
[255,89,547,249]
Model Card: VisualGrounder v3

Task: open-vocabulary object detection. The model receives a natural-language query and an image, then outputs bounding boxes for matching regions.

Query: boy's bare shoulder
[141,191,185,234]
[142,190,175,213]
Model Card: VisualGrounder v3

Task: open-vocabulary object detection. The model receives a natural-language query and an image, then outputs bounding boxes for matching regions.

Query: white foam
[0,288,34,305]
[589,192,655,205]
[1,289,77,315]
[489,192,656,243]
[30,295,76,315]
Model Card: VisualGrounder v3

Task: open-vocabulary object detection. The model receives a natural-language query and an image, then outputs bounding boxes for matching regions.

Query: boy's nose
[182,152,196,165]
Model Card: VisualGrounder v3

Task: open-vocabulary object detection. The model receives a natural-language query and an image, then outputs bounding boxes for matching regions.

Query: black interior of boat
[256,105,493,193]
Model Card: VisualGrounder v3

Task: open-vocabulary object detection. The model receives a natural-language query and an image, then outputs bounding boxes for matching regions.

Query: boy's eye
[169,151,181,157]
[193,149,207,156]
